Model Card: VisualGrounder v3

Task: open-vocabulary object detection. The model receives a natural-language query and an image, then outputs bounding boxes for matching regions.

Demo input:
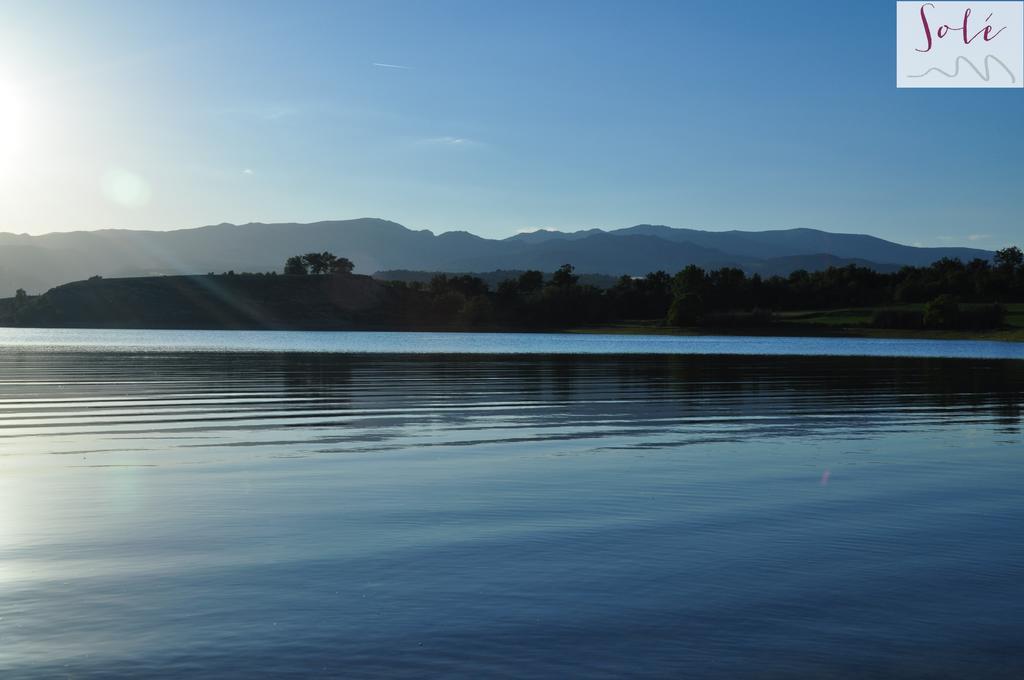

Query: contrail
[372,62,411,70]
[908,54,1017,84]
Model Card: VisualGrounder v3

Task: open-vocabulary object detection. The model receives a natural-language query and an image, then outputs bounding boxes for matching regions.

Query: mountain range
[0,218,995,294]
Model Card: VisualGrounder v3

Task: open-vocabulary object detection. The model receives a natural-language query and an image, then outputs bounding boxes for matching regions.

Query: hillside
[0,218,995,294]
[9,274,396,330]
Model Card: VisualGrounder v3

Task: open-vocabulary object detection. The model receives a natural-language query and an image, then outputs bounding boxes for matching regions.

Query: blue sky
[0,0,1021,246]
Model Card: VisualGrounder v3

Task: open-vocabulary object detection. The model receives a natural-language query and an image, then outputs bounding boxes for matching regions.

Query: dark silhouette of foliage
[286,252,354,276]
[550,264,578,288]
[667,293,703,327]
[284,256,308,275]
[995,246,1023,271]
[330,257,355,275]
[430,274,489,298]
[302,252,329,274]
[607,271,672,319]
[923,294,960,329]
[517,270,544,294]
[11,245,1022,331]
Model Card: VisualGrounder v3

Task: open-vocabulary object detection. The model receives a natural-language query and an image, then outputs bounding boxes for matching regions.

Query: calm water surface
[1,335,1023,677]
[0,327,1022,359]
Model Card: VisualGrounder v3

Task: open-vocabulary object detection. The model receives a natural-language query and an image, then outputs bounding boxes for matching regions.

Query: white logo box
[897,1,1023,88]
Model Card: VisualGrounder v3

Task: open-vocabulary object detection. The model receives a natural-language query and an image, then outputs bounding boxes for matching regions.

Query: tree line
[363,246,1024,330]
[6,247,1021,331]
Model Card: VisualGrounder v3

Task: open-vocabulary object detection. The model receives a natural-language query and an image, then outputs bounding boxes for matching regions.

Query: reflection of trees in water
[276,353,353,399]
[0,350,1017,465]
[263,354,1024,442]
[18,352,1016,443]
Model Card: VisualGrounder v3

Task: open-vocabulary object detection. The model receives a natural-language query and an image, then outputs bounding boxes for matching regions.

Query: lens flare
[102,169,152,207]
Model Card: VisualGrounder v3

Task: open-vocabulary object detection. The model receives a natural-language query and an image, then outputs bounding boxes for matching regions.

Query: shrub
[667,293,703,327]
[923,294,960,329]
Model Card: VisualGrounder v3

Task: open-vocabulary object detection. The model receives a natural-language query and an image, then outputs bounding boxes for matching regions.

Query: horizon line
[0,218,1003,251]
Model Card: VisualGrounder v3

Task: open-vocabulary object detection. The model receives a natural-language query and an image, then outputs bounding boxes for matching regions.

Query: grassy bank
[571,303,1024,342]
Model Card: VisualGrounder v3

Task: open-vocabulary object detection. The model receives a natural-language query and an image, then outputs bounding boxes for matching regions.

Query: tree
[496,278,520,299]
[673,264,707,297]
[448,275,488,297]
[284,256,308,275]
[517,270,544,294]
[429,274,488,298]
[550,264,578,288]
[330,257,354,275]
[667,292,703,327]
[460,296,494,324]
[299,251,350,275]
[320,252,338,273]
[13,288,28,310]
[431,291,466,321]
[994,246,1023,271]
[302,252,327,274]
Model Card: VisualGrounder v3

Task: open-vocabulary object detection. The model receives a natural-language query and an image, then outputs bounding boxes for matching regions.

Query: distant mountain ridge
[0,218,994,293]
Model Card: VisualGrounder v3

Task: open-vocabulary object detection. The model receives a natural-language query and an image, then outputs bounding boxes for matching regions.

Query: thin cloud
[967,233,991,241]
[242,168,254,175]
[373,62,411,70]
[262,106,298,120]
[418,136,482,147]
[213,104,299,121]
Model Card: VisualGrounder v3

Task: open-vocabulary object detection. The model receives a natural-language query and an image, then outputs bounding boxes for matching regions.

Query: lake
[1,330,1022,677]
[0,327,1022,359]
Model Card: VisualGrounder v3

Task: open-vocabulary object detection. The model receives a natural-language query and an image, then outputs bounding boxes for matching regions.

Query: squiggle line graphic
[908,55,1017,83]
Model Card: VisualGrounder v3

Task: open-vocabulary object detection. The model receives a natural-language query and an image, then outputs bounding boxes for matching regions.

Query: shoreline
[1,323,1022,346]
[568,323,1024,343]
[5,320,1021,343]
